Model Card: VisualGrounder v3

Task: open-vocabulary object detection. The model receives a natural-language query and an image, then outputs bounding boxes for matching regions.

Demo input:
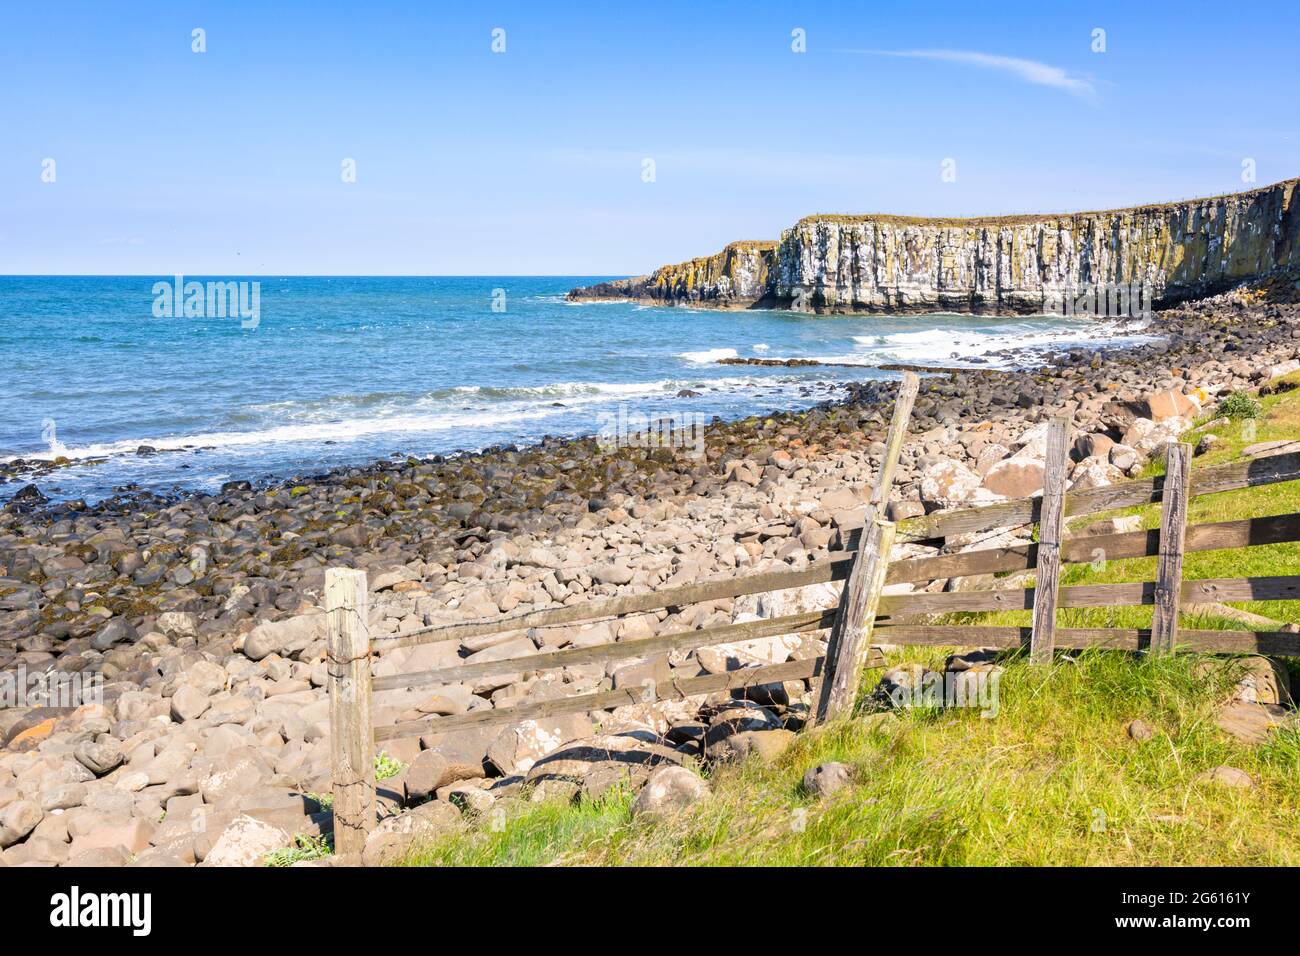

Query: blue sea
[1,276,1153,503]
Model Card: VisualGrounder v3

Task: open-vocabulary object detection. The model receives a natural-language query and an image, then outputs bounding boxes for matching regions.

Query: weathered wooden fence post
[326,567,374,857]
[1151,441,1193,654]
[865,372,920,522]
[815,517,898,721]
[1029,417,1069,664]
[813,371,917,724]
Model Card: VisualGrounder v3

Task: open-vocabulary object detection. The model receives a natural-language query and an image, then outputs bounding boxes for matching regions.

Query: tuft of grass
[264,833,333,867]
[1219,389,1263,420]
[375,751,405,781]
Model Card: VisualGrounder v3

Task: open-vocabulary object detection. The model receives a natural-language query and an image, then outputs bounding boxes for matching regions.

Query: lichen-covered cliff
[569,178,1300,314]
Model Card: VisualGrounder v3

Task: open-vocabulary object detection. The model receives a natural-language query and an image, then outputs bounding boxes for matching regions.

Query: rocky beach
[2,280,1299,866]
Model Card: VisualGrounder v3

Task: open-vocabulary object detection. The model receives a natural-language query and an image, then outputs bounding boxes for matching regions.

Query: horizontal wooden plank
[878,575,1300,616]
[372,608,837,692]
[876,624,1300,656]
[886,512,1300,585]
[374,560,854,650]
[375,657,825,741]
[886,450,1300,543]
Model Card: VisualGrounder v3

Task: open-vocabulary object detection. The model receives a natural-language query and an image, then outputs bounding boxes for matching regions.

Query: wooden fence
[324,373,1300,854]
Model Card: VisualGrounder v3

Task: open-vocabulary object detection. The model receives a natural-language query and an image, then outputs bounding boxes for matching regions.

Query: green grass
[394,377,1300,867]
[375,751,405,781]
[264,833,333,867]
[398,649,1300,866]
[1218,389,1263,420]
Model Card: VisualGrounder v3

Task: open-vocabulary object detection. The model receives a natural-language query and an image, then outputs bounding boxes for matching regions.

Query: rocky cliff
[569,178,1300,314]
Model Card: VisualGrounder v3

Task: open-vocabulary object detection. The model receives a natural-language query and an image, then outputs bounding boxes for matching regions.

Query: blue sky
[2,0,1298,275]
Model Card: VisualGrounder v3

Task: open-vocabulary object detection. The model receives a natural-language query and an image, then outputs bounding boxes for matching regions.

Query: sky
[2,0,1298,276]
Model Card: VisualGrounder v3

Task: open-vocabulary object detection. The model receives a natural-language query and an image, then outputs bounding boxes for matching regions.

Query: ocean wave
[13,406,582,461]
[4,374,825,464]
[848,318,1156,368]
[678,347,739,364]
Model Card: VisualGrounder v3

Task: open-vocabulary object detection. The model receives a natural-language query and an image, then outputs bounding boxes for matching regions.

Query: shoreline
[2,295,1297,649]
[0,312,1155,509]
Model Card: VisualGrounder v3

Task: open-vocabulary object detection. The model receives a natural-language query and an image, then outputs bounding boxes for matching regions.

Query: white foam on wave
[848,318,1156,368]
[6,374,816,464]
[677,347,739,364]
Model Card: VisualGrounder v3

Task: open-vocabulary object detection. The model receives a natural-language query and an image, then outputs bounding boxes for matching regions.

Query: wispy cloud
[848,49,1097,101]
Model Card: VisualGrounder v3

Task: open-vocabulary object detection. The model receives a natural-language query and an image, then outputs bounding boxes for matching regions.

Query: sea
[1,276,1155,503]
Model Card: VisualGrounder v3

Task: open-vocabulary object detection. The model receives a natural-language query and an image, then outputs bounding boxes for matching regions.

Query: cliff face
[573,241,779,308]
[569,179,1300,314]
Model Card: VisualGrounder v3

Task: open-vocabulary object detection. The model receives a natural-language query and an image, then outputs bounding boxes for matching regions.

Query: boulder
[1142,388,1199,421]
[403,751,455,805]
[1109,443,1142,475]
[524,733,682,786]
[69,819,155,857]
[974,443,1012,477]
[201,814,291,867]
[1193,766,1254,789]
[707,728,796,764]
[74,738,124,776]
[0,800,43,848]
[462,637,536,693]
[1072,432,1115,462]
[243,614,326,662]
[171,685,211,723]
[486,713,595,776]
[591,563,634,586]
[981,456,1045,498]
[1078,515,1142,536]
[702,701,783,761]
[361,800,463,866]
[1230,656,1292,707]
[920,459,983,510]
[420,725,498,780]
[156,611,199,638]
[1125,719,1155,742]
[1121,416,1191,456]
[885,499,926,522]
[1216,700,1287,745]
[802,761,853,798]
[90,618,138,651]
[629,765,709,819]
[1069,455,1124,491]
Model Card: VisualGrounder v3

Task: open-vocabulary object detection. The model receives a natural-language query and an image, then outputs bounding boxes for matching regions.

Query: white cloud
[852,49,1097,101]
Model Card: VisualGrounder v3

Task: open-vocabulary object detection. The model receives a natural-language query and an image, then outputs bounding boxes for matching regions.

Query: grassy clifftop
[569,178,1300,314]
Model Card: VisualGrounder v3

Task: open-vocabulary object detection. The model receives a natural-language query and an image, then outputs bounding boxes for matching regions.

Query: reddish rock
[1143,388,1199,421]
[981,457,1046,498]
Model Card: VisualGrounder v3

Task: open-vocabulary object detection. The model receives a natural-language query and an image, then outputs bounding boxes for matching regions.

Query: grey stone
[74,738,125,776]
[802,761,854,798]
[630,765,709,819]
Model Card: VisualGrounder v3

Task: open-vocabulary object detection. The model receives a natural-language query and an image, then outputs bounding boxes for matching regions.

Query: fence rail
[325,378,1300,855]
